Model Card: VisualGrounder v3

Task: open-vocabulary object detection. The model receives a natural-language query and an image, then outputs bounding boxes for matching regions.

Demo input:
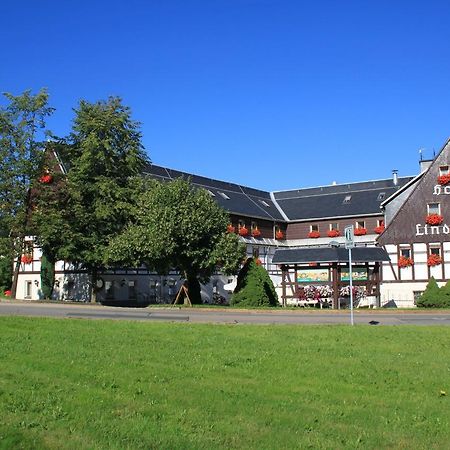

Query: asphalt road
[1,300,450,325]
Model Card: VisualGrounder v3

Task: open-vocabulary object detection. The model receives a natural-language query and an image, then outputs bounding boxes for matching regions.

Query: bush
[416,277,450,308]
[231,258,278,307]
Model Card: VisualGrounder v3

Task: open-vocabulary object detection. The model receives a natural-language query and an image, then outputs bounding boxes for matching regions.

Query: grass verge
[0,317,449,449]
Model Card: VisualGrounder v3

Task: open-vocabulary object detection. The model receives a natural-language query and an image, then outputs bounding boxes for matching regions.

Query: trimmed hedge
[416,277,450,308]
[231,258,278,307]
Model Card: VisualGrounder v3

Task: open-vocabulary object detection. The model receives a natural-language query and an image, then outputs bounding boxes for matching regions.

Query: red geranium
[39,174,53,184]
[238,226,249,237]
[255,258,262,265]
[308,231,320,238]
[4,290,12,297]
[398,256,413,268]
[425,214,444,226]
[427,254,442,266]
[438,174,450,186]
[354,228,367,236]
[20,254,33,264]
[251,228,261,238]
[227,224,235,233]
[374,225,385,234]
[327,229,340,238]
[275,230,285,240]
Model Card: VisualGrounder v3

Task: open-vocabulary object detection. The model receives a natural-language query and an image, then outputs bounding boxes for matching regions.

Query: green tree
[34,97,148,302]
[416,277,442,308]
[231,258,278,307]
[107,178,246,304]
[0,89,54,298]
[437,279,450,308]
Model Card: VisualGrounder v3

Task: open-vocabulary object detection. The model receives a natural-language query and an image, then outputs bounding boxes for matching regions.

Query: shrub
[231,258,278,307]
[416,277,447,308]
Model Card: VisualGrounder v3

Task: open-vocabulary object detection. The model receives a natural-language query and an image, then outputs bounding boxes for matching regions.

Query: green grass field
[0,317,449,449]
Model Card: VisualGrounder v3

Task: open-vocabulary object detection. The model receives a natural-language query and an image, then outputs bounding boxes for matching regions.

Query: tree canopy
[106,178,246,303]
[0,89,54,297]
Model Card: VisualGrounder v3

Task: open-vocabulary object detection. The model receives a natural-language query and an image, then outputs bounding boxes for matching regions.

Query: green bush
[40,253,55,299]
[0,254,13,293]
[231,258,278,307]
[416,277,450,308]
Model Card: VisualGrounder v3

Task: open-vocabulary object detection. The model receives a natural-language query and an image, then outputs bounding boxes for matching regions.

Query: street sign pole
[344,225,355,326]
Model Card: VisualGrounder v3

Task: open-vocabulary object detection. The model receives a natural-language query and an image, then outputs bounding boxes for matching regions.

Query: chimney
[392,170,398,186]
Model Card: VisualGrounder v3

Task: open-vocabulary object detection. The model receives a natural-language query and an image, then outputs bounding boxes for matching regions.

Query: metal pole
[349,247,354,326]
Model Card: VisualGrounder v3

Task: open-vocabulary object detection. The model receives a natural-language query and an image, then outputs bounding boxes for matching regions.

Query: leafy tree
[437,279,450,308]
[106,178,246,304]
[416,277,442,308]
[33,97,148,302]
[231,258,278,307]
[0,89,54,297]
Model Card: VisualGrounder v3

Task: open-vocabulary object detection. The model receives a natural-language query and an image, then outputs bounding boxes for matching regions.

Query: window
[356,220,365,229]
[128,280,136,299]
[430,247,441,256]
[427,203,440,215]
[258,200,270,207]
[343,195,352,204]
[439,166,449,176]
[377,192,386,201]
[105,281,114,299]
[377,219,384,227]
[400,248,411,258]
[218,192,230,200]
[310,224,319,232]
[329,223,339,231]
[238,220,246,229]
[252,247,260,258]
[251,221,257,231]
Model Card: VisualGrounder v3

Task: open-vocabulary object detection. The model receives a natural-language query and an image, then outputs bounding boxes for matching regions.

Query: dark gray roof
[142,164,285,221]
[273,177,414,221]
[272,247,390,264]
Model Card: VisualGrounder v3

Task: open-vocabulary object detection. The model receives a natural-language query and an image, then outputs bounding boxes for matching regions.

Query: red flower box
[4,290,12,297]
[39,174,53,184]
[438,174,450,186]
[227,224,235,233]
[354,228,367,236]
[374,225,385,234]
[255,258,262,266]
[238,226,249,237]
[275,230,285,240]
[21,254,33,264]
[426,214,444,225]
[327,229,340,238]
[398,256,413,268]
[251,229,261,238]
[427,254,442,266]
[308,231,320,238]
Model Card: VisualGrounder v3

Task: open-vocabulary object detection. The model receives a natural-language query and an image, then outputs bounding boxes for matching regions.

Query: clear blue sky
[2,0,450,191]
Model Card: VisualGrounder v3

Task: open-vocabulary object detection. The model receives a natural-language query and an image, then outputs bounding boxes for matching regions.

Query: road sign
[344,225,354,249]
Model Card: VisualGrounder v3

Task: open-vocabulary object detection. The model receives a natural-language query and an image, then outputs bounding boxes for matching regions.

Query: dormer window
[343,195,351,204]
[259,200,270,207]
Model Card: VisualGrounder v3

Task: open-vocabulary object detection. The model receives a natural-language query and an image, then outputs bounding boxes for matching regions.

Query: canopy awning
[272,247,390,265]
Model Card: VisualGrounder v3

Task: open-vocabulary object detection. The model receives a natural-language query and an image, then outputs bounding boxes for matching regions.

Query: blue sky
[2,0,450,191]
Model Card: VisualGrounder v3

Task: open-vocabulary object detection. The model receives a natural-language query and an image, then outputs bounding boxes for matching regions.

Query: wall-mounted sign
[297,269,330,283]
[340,267,367,281]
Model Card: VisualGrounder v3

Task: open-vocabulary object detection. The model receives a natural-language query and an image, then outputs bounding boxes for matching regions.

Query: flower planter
[251,229,261,238]
[275,230,285,240]
[438,174,450,186]
[20,255,33,264]
[308,231,320,238]
[398,256,413,268]
[425,214,444,226]
[238,227,249,237]
[374,225,385,234]
[227,224,235,233]
[327,229,340,238]
[354,228,367,236]
[255,258,262,265]
[427,254,442,266]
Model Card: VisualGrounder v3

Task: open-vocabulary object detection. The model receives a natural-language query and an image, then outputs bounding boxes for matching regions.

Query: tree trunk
[185,272,202,304]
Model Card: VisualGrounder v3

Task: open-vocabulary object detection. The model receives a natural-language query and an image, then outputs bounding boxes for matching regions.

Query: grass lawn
[0,317,449,449]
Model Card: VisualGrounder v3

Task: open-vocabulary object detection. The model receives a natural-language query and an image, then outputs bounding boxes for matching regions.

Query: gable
[378,138,450,245]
